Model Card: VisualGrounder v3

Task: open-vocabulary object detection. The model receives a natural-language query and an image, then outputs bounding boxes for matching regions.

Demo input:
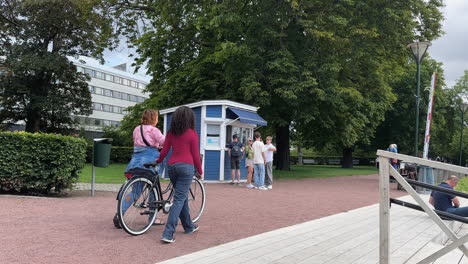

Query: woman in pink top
[114,109,166,229]
[157,106,203,243]
[124,109,165,173]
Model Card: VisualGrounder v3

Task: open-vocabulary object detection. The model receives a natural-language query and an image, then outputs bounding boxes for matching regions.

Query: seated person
[429,175,468,217]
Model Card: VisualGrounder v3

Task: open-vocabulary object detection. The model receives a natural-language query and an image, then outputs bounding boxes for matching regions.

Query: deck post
[379,157,390,264]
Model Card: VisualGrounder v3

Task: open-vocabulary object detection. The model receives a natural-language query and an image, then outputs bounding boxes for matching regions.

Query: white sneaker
[246,184,254,189]
[267,185,273,190]
[258,186,268,190]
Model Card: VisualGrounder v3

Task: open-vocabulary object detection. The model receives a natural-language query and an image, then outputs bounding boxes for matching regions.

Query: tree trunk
[25,107,41,132]
[297,143,303,165]
[342,147,353,168]
[275,124,290,170]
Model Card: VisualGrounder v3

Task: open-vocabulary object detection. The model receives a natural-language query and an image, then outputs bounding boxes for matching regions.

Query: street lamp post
[459,103,468,166]
[408,41,431,157]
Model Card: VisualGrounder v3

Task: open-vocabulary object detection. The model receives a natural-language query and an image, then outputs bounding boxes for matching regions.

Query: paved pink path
[0,174,404,264]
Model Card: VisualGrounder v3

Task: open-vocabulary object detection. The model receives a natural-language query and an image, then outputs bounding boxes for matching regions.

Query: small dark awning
[226,108,267,126]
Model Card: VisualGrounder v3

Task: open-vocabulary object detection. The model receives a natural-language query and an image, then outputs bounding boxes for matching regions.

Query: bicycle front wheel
[117,176,160,236]
[188,177,206,223]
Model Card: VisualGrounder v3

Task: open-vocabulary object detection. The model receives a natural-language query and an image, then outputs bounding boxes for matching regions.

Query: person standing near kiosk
[228,134,244,185]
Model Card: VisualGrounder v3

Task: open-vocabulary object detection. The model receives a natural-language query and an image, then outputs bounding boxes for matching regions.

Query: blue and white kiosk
[159,100,267,182]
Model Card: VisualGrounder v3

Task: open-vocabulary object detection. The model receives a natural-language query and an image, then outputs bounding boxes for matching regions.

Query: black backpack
[231,142,242,157]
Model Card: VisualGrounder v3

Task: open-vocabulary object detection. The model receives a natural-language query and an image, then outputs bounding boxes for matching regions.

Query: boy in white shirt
[252,131,267,190]
[264,136,276,189]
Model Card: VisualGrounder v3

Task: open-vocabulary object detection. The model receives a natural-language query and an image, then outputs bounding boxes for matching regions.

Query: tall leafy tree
[0,0,116,133]
[112,0,443,169]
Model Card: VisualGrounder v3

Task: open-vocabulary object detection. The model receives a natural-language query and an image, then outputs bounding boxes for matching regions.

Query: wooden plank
[270,206,422,264]
[379,158,391,264]
[389,165,468,259]
[377,150,468,175]
[299,213,434,264]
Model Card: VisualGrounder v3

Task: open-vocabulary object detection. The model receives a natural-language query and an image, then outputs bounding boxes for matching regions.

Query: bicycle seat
[143,162,158,168]
[127,167,157,177]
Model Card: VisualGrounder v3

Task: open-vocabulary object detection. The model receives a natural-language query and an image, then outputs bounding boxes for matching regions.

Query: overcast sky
[104,1,468,88]
[427,0,468,88]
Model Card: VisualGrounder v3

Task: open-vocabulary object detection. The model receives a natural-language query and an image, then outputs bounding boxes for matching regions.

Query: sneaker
[185,225,199,234]
[161,237,176,243]
[267,185,273,190]
[229,182,235,185]
[258,186,268,190]
[246,184,254,189]
[236,182,241,185]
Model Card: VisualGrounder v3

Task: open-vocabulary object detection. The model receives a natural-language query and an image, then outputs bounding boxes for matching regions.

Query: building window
[84,68,93,77]
[226,125,252,146]
[114,76,121,84]
[102,104,111,112]
[103,89,113,97]
[112,91,121,99]
[105,73,113,81]
[112,106,120,113]
[206,124,221,147]
[94,87,102,95]
[122,78,129,86]
[93,103,102,111]
[95,71,104,79]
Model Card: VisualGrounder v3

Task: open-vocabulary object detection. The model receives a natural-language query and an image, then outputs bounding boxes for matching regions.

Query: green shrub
[86,146,133,164]
[0,131,87,194]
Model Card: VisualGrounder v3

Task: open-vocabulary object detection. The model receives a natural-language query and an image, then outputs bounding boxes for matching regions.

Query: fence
[378,150,468,264]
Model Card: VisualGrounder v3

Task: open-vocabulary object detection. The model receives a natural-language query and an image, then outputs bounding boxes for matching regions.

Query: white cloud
[430,0,468,87]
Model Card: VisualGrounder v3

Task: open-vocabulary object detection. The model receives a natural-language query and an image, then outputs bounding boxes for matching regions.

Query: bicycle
[116,162,206,236]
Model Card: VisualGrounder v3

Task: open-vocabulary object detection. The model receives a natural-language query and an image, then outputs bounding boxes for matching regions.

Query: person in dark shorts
[429,175,468,217]
[228,134,244,184]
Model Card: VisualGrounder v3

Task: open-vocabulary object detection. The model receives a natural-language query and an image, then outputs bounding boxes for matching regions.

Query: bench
[328,159,341,165]
[302,159,316,165]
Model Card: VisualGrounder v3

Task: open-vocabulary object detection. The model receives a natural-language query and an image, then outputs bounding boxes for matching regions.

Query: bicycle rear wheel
[117,176,160,236]
[188,177,206,223]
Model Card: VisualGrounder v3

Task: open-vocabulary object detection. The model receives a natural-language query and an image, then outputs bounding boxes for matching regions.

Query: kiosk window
[226,125,252,146]
[206,124,220,146]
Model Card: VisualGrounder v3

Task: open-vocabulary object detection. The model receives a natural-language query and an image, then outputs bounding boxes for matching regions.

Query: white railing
[377,150,468,264]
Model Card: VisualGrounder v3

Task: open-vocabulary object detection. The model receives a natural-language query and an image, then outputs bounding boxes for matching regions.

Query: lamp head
[407,42,431,63]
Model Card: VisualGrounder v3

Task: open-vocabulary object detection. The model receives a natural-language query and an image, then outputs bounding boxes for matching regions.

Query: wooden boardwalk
[158,195,468,264]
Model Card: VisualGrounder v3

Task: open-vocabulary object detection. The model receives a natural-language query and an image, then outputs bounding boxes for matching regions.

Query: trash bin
[93,138,113,168]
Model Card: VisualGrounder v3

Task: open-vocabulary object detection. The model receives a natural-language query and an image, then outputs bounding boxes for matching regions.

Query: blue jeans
[122,146,160,215]
[162,163,197,240]
[446,207,468,217]
[253,163,265,187]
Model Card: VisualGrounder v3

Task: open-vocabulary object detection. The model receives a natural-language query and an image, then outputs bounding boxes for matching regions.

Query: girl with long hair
[157,106,203,243]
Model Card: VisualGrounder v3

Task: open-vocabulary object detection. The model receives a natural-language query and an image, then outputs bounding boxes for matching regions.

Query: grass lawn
[78,163,128,184]
[78,163,377,183]
[274,165,377,179]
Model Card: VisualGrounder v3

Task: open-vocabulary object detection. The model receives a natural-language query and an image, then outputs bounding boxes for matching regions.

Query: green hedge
[0,132,87,194]
[86,146,133,164]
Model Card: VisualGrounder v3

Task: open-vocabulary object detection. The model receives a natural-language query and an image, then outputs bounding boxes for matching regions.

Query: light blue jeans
[162,163,197,240]
[122,146,160,215]
[253,163,265,187]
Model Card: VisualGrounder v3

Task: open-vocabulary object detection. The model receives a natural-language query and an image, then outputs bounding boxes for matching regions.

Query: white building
[70,57,151,132]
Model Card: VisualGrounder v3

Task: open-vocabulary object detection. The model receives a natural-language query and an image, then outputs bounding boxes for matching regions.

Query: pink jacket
[132,125,165,148]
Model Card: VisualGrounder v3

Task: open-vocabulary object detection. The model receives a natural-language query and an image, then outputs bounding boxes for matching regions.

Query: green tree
[111,0,444,169]
[0,0,116,133]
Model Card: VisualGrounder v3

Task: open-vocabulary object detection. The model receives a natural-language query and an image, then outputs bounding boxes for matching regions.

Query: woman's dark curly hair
[168,106,195,136]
